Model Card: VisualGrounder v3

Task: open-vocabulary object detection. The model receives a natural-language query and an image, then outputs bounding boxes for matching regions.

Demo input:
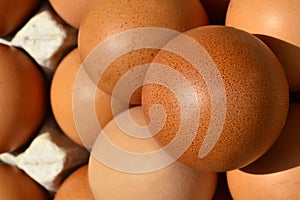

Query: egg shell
[0,0,42,36]
[227,167,300,199]
[0,44,46,153]
[89,107,218,200]
[78,0,209,104]
[227,166,300,200]
[226,0,300,91]
[49,0,93,29]
[54,165,94,200]
[51,48,85,146]
[226,0,300,47]
[51,48,126,147]
[0,163,49,200]
[142,26,289,172]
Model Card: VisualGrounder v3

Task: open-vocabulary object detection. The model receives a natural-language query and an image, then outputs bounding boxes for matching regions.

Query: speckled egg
[142,26,289,172]
[226,0,300,91]
[78,0,209,104]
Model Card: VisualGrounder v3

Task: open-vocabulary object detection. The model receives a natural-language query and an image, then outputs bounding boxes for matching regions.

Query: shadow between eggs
[254,34,300,92]
[240,34,300,174]
[240,104,300,174]
[290,92,300,103]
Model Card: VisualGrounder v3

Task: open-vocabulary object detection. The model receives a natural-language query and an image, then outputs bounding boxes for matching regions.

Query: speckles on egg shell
[79,0,208,59]
[142,26,289,172]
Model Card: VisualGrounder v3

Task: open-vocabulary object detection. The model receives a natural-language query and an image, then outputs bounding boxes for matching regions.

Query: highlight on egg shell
[0,43,46,153]
[141,25,289,172]
[49,0,93,29]
[51,48,127,148]
[78,0,209,104]
[89,106,218,200]
[226,0,300,91]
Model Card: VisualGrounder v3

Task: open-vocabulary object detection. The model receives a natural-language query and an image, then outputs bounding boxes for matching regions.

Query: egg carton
[0,2,88,193]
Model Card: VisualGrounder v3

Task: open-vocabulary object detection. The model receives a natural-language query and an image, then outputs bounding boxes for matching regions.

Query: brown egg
[78,0,209,104]
[0,163,49,200]
[89,107,218,200]
[226,0,300,91]
[141,26,289,172]
[49,0,93,29]
[51,48,125,147]
[0,44,46,153]
[0,0,42,36]
[227,167,300,199]
[55,165,94,200]
[51,48,86,146]
[226,104,300,199]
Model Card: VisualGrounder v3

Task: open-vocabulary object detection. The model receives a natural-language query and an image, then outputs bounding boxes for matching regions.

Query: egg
[51,48,126,147]
[228,167,300,199]
[49,0,93,29]
[226,104,300,199]
[141,26,289,172]
[51,48,88,146]
[54,165,94,200]
[0,163,49,200]
[226,0,300,91]
[0,44,46,153]
[78,0,209,104]
[89,107,218,200]
[0,0,42,36]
